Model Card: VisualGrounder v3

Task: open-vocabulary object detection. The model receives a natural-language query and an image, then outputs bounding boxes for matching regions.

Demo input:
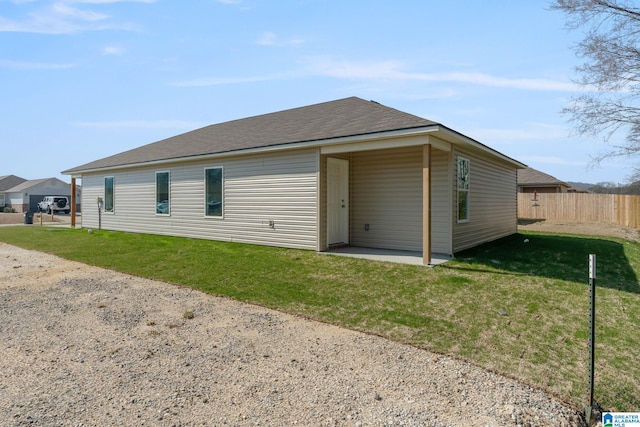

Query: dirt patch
[518,219,640,242]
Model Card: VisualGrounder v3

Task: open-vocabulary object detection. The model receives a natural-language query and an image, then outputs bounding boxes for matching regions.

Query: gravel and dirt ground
[3,219,630,426]
[0,241,588,426]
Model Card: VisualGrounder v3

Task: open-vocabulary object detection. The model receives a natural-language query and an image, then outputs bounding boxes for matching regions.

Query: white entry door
[327,158,349,246]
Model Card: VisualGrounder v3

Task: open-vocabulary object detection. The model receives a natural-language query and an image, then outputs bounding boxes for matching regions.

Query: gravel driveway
[0,243,584,426]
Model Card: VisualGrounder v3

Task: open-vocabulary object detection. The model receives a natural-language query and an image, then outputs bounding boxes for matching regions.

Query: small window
[156,171,170,215]
[205,167,223,217]
[457,157,470,222]
[104,176,114,213]
[0,194,4,207]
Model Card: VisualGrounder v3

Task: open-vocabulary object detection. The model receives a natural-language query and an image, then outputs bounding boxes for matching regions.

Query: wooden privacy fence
[517,193,640,228]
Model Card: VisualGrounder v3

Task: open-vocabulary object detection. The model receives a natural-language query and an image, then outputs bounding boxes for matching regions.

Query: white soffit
[321,134,450,155]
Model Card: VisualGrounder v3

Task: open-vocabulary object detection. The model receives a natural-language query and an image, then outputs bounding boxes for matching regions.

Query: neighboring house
[63,97,526,264]
[517,167,577,193]
[0,175,27,208]
[2,177,80,213]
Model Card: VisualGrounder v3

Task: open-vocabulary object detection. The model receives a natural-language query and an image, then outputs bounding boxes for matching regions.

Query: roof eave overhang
[432,126,527,169]
[63,124,525,175]
[520,183,568,187]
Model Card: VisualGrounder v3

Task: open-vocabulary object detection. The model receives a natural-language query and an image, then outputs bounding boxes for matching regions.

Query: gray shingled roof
[63,97,437,174]
[517,167,569,187]
[0,175,27,192]
[5,178,52,192]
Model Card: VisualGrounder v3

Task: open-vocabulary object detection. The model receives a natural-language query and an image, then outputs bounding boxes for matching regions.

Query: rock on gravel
[0,242,585,426]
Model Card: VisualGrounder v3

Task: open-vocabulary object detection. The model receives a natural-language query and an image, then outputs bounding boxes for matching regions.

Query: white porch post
[423,144,431,265]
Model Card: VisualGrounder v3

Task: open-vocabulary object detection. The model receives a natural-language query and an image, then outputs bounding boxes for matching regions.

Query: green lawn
[0,226,638,411]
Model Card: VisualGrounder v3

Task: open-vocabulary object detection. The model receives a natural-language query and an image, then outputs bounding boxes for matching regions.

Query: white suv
[38,196,70,214]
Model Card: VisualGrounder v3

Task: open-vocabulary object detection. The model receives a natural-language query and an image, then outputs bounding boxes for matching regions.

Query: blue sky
[1,0,635,185]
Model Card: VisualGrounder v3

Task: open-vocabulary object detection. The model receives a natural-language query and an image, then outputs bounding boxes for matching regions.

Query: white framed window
[104,176,114,213]
[457,157,470,222]
[204,167,223,217]
[155,171,170,215]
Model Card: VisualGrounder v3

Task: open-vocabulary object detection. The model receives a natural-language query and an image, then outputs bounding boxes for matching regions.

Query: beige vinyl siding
[351,147,422,251]
[452,148,518,252]
[318,155,327,251]
[80,149,319,250]
[430,148,453,255]
[323,146,450,254]
[350,146,453,252]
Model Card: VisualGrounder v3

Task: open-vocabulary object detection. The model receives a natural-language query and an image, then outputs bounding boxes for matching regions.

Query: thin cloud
[171,57,575,92]
[0,59,76,69]
[52,2,106,21]
[519,155,587,167]
[470,123,569,142]
[0,0,154,34]
[73,120,201,129]
[444,72,577,91]
[255,31,276,46]
[304,57,578,92]
[101,45,124,55]
[171,75,282,87]
[255,31,304,47]
[69,0,156,3]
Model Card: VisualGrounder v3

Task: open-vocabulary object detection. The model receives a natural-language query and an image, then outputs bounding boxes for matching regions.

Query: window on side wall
[457,157,470,222]
[104,176,114,213]
[205,167,223,217]
[156,171,170,215]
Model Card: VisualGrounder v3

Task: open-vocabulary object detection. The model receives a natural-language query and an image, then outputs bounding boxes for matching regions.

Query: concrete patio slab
[323,247,451,267]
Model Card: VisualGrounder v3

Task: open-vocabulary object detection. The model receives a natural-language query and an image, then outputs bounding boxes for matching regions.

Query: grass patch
[1,226,638,411]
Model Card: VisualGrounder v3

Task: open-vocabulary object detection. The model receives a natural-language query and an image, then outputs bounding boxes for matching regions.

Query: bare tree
[551,0,640,169]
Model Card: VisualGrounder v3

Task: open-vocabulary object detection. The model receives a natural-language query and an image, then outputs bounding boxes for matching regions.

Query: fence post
[585,254,596,424]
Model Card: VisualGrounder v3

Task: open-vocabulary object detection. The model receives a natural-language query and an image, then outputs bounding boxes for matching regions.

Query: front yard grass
[0,226,638,411]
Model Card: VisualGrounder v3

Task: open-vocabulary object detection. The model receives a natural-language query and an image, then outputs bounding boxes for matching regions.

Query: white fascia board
[322,134,431,154]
